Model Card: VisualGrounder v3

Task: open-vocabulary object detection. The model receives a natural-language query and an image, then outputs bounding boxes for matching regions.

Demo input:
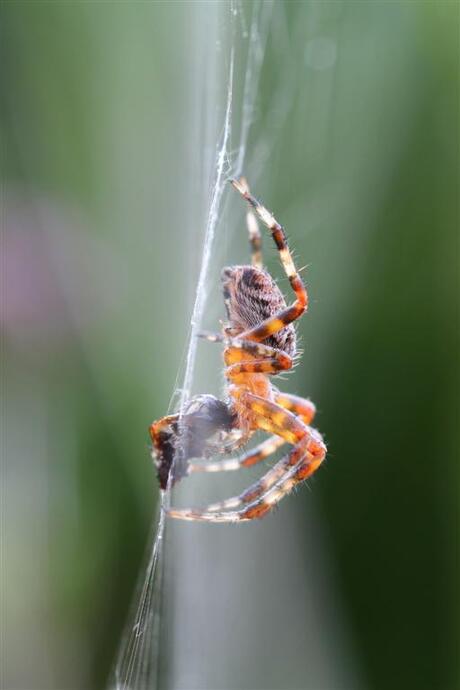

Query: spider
[149,177,326,523]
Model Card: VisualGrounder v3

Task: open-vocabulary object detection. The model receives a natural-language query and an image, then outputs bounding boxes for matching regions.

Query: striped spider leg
[168,338,326,522]
[230,176,308,344]
[164,178,326,522]
[189,386,316,475]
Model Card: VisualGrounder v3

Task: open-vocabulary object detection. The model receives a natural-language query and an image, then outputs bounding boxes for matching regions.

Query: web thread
[111,3,275,687]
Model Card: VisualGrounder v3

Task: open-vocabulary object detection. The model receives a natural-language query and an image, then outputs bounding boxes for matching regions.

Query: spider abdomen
[221,265,296,357]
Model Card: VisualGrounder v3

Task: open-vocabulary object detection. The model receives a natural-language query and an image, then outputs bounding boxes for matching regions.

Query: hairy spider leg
[197,332,293,372]
[231,177,308,342]
[189,391,316,473]
[274,392,317,423]
[189,335,316,474]
[202,392,320,510]
[167,393,326,522]
[205,425,324,513]
[169,420,326,523]
[195,429,253,458]
[246,208,263,269]
[189,435,286,473]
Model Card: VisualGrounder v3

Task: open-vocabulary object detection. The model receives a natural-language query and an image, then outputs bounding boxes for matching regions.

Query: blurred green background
[2,1,458,689]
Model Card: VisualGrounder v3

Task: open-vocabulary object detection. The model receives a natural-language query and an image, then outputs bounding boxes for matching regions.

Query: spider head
[221,265,296,356]
[151,395,236,490]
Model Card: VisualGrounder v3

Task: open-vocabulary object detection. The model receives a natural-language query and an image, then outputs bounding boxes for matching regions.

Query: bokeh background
[2,2,458,689]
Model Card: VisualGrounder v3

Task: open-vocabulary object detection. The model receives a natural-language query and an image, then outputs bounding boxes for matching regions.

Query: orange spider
[150,178,326,522]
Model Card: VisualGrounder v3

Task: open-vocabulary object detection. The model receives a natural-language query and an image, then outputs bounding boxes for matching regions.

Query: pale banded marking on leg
[167,465,300,523]
[231,177,305,288]
[247,209,263,269]
[198,429,253,458]
[189,434,285,473]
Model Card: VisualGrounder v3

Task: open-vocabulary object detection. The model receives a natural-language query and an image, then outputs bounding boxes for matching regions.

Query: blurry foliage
[2,1,458,689]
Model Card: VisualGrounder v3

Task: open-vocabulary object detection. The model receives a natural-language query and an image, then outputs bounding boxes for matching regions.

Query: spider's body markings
[150,178,326,522]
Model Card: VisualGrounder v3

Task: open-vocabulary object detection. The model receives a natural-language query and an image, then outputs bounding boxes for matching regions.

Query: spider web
[111,3,363,688]
[111,3,276,688]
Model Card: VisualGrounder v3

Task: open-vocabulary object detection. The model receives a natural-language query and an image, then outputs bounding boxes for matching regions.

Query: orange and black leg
[190,339,316,475]
[274,392,316,426]
[167,393,326,522]
[198,331,293,379]
[231,177,308,343]
[189,392,316,473]
[203,425,325,514]
[189,434,286,474]
[189,391,316,474]
[246,207,263,269]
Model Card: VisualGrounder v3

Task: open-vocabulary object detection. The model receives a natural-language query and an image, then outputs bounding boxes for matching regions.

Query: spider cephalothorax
[150,177,326,523]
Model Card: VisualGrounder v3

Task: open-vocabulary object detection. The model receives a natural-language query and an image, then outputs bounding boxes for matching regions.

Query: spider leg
[167,394,326,522]
[247,208,263,269]
[197,334,317,424]
[231,177,308,342]
[201,392,319,510]
[188,391,316,473]
[187,336,318,475]
[199,331,293,365]
[189,435,285,473]
[274,392,316,426]
[199,334,294,379]
[203,426,324,513]
[167,430,325,523]
[196,429,253,457]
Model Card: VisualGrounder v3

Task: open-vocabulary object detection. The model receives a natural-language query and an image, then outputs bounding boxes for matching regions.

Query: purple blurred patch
[3,188,119,356]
